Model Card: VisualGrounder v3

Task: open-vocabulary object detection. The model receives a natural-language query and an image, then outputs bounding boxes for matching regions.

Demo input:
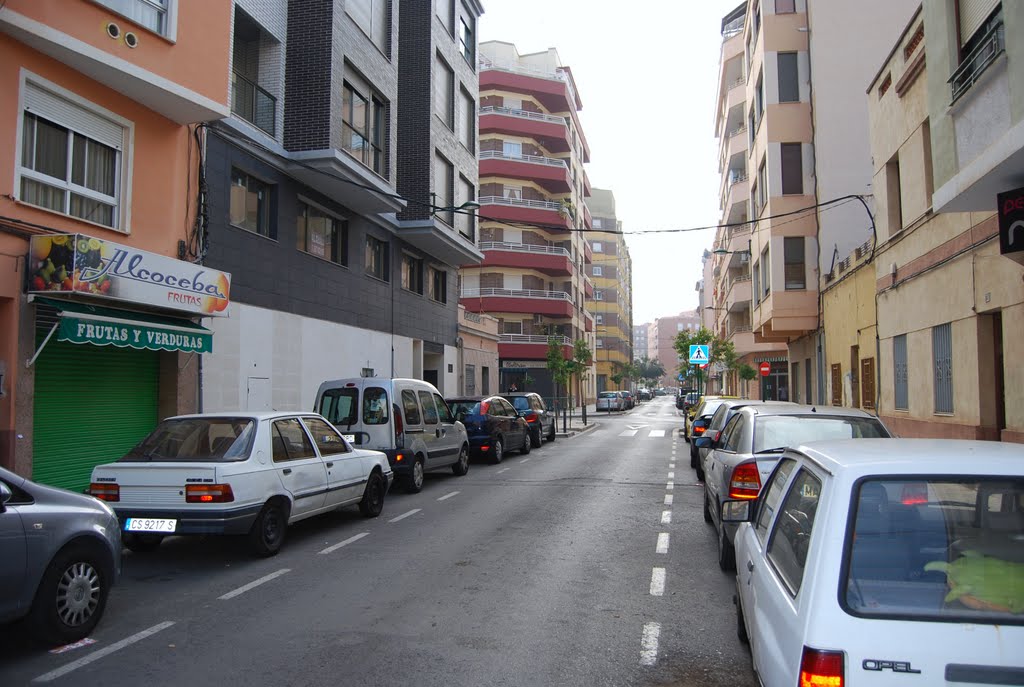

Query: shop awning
[29,297,212,364]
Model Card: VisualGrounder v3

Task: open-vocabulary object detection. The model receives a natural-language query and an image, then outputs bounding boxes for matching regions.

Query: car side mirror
[0,482,12,510]
[694,436,713,449]
[721,500,754,523]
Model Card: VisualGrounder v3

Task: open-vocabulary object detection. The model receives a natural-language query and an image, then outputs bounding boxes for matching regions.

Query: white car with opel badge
[90,412,393,556]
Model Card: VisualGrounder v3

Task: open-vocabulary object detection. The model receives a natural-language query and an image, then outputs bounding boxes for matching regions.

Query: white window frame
[93,0,178,41]
[15,71,134,233]
[592,241,603,252]
[592,266,603,276]
[594,290,604,301]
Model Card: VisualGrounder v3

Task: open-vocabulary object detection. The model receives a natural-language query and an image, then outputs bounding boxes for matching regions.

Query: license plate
[342,434,355,443]
[124,518,177,533]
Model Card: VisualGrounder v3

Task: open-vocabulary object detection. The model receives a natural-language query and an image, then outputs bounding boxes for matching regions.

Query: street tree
[633,356,665,389]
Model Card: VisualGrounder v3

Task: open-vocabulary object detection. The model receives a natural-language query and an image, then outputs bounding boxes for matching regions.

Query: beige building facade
[458,305,500,397]
[868,4,1024,442]
[588,189,633,393]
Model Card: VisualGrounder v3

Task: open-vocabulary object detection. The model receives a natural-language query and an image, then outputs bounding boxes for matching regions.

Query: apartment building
[587,189,633,393]
[200,0,484,413]
[462,41,595,401]
[709,0,916,402]
[650,311,701,388]
[868,3,1023,442]
[632,323,650,362]
[0,0,231,489]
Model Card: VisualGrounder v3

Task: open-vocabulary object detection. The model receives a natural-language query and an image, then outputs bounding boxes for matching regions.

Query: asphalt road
[0,397,757,687]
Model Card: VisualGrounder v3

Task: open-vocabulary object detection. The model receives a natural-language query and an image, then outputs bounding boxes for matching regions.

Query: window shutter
[958,0,1000,47]
[25,82,124,150]
[830,364,842,406]
[861,357,876,410]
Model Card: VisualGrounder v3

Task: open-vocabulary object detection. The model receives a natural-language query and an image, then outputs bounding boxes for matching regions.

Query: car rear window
[448,401,481,417]
[122,418,256,462]
[363,387,389,425]
[599,392,618,399]
[753,415,889,453]
[319,388,358,426]
[843,477,1024,624]
[510,397,531,411]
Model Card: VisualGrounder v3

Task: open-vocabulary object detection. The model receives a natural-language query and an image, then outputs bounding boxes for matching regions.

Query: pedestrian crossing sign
[689,344,709,364]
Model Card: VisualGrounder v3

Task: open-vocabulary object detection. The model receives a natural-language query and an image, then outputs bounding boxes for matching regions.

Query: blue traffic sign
[688,344,709,365]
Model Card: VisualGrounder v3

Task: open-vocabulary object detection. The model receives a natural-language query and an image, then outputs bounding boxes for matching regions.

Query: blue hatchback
[445,396,530,464]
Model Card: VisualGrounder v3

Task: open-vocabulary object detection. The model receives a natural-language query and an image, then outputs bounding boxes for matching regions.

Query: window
[346,0,390,53]
[754,70,765,122]
[593,218,603,229]
[756,159,767,211]
[595,314,604,324]
[752,0,761,37]
[318,387,358,426]
[458,88,475,152]
[504,97,522,110]
[402,253,424,294]
[831,363,843,405]
[481,366,490,394]
[503,185,522,200]
[502,320,522,335]
[365,235,389,281]
[861,357,876,410]
[593,266,603,276]
[230,169,272,237]
[301,417,350,456]
[434,153,454,226]
[94,0,171,37]
[418,391,439,425]
[778,52,799,102]
[755,458,796,539]
[363,387,389,425]
[781,143,803,195]
[428,266,447,303]
[760,245,771,296]
[456,175,475,240]
[401,389,421,425]
[436,0,454,34]
[434,55,454,128]
[502,141,522,158]
[767,468,822,595]
[592,242,603,252]
[459,10,475,63]
[933,322,953,413]
[271,419,316,462]
[18,83,126,229]
[342,82,387,177]
[885,155,903,236]
[893,334,909,410]
[464,364,476,395]
[297,202,347,265]
[594,291,604,301]
[784,237,805,289]
[775,0,795,12]
[433,393,454,423]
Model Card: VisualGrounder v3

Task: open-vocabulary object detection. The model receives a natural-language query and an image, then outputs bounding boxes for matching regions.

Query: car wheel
[492,439,504,464]
[547,423,556,442]
[249,501,288,557]
[735,591,750,645]
[696,464,705,483]
[28,542,111,646]
[718,523,736,572]
[123,533,163,553]
[359,471,386,518]
[703,491,713,524]
[405,458,425,493]
[530,427,542,448]
[452,445,470,476]
[520,433,531,455]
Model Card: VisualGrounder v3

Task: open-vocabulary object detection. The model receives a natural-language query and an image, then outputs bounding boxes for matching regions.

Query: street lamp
[430,195,481,216]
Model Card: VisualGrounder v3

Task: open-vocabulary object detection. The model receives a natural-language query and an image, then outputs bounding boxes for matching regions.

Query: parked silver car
[0,466,121,645]
[597,391,624,412]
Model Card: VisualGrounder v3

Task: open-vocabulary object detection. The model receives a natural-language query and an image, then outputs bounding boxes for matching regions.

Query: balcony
[584,275,594,298]
[231,71,276,137]
[725,274,751,312]
[479,151,571,193]
[478,196,572,230]
[460,288,574,317]
[950,21,1004,104]
[498,334,572,360]
[584,312,594,332]
[583,168,592,197]
[478,241,573,275]
[583,203,593,230]
[719,124,748,172]
[752,290,818,343]
[479,106,570,154]
[721,169,748,213]
[584,241,593,264]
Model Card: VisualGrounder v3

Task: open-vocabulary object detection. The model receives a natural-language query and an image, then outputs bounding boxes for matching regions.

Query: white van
[314,378,469,493]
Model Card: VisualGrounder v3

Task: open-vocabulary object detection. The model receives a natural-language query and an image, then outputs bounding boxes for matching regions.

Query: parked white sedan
[90,412,393,556]
[726,439,1024,687]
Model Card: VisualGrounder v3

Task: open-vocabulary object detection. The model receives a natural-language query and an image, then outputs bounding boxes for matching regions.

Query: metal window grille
[932,323,953,413]
[465,364,476,395]
[893,334,908,410]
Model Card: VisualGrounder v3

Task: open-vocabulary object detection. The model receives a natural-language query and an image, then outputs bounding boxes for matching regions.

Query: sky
[479,0,743,325]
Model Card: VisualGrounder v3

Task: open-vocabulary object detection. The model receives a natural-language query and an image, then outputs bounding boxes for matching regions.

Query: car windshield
[319,388,358,426]
[753,415,889,453]
[510,397,531,411]
[449,401,481,416]
[122,418,256,462]
[844,477,1024,625]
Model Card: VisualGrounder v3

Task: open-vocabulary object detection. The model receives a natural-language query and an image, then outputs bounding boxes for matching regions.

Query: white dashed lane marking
[648,429,666,438]
[319,532,369,555]
[650,567,666,596]
[437,491,460,501]
[666,481,674,490]
[219,569,290,600]
[656,532,670,554]
[639,622,661,666]
[388,508,422,523]
[619,430,638,437]
[661,510,672,524]
[33,622,176,683]
[497,467,510,474]
[664,494,673,506]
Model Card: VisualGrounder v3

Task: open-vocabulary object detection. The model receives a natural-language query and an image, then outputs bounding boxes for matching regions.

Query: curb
[556,422,600,438]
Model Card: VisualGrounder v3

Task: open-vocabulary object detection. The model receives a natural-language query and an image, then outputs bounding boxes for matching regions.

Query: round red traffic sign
[759,362,771,376]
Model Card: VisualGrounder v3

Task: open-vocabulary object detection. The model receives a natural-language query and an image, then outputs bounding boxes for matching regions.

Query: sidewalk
[554,403,599,438]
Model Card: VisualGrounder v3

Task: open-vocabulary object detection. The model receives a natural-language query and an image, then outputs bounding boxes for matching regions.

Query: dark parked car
[446,396,531,463]
[501,392,557,447]
[1,466,122,645]
[619,391,635,410]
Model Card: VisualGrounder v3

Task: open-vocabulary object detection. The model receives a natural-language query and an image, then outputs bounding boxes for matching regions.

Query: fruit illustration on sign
[30,234,76,292]
[202,273,231,314]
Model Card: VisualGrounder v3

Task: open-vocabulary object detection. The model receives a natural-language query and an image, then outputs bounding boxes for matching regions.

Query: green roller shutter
[33,339,159,493]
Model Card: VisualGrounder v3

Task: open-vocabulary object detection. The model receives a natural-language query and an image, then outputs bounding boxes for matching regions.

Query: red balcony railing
[460,287,574,317]
[478,196,572,231]
[479,151,571,193]
[478,241,573,275]
[479,106,571,154]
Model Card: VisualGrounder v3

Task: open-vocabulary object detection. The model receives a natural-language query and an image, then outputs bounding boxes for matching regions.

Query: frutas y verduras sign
[28,234,231,317]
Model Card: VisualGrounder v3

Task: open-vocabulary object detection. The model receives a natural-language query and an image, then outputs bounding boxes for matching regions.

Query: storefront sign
[59,317,212,354]
[502,360,548,369]
[997,186,1024,260]
[28,234,231,317]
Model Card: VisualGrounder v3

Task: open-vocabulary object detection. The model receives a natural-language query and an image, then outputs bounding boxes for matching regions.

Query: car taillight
[525,412,538,423]
[900,483,928,505]
[799,646,844,687]
[89,483,120,502]
[185,484,234,503]
[729,462,762,500]
[480,401,490,414]
[693,425,707,434]
[710,431,722,442]
[393,403,404,448]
